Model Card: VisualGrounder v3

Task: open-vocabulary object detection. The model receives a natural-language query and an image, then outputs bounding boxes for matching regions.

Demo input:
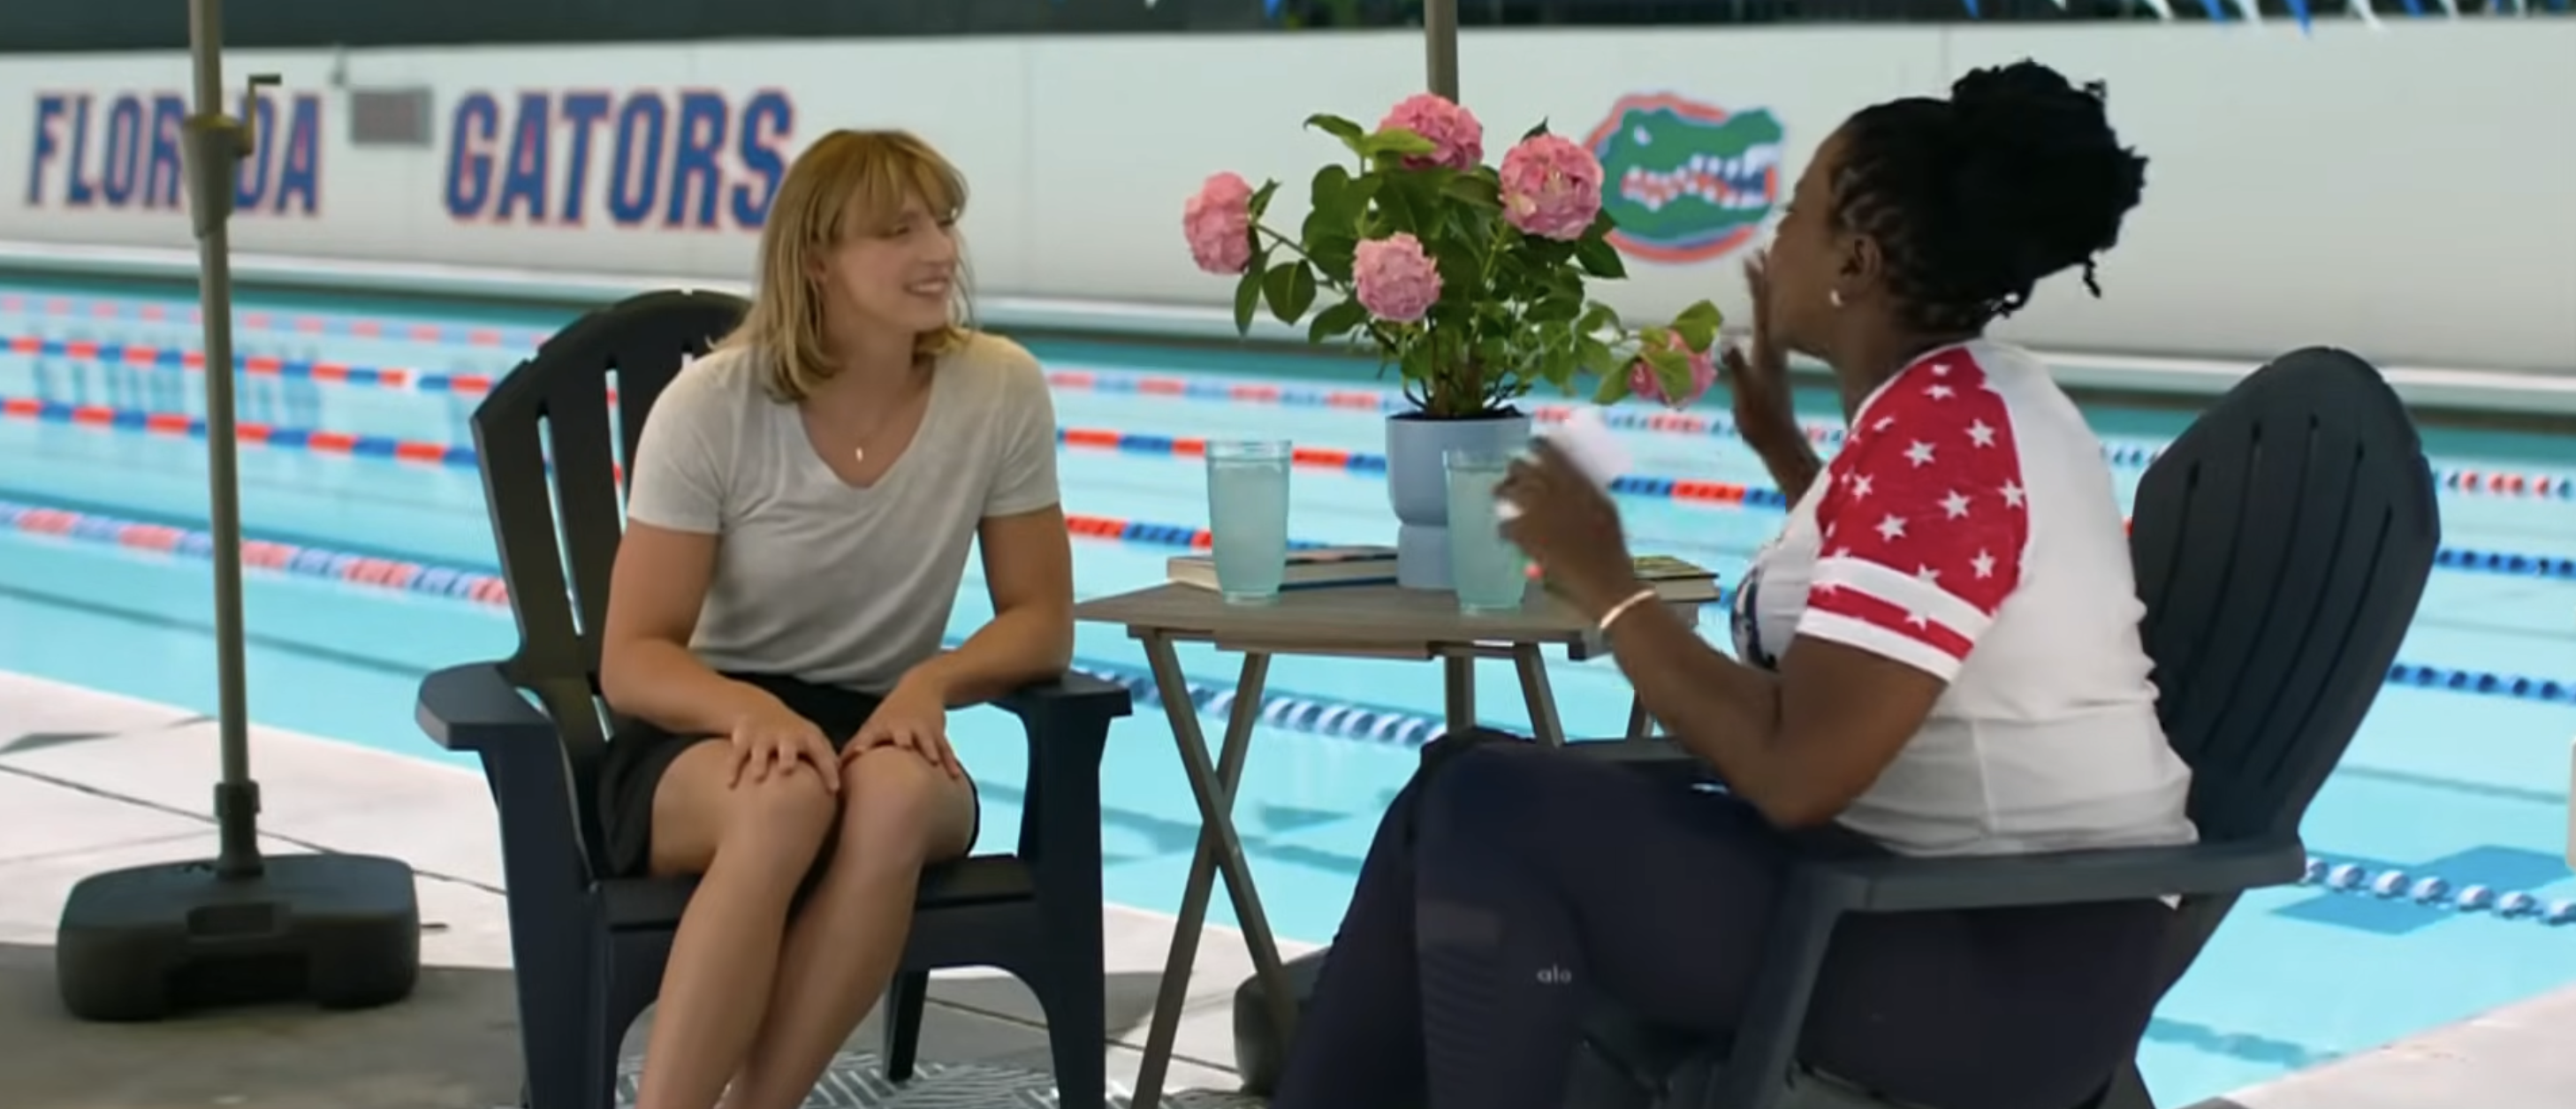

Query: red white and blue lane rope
[10,323,2576,500]
[4,490,2569,926]
[9,392,2571,581]
[0,292,551,351]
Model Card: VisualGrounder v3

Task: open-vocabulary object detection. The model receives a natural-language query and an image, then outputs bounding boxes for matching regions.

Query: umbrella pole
[1425,0,1459,99]
[183,0,272,881]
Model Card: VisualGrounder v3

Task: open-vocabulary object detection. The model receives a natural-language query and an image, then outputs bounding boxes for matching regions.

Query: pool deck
[0,669,2566,1109]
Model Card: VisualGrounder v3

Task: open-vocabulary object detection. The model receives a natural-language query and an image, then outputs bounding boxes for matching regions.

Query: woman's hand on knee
[840,684,961,780]
[729,702,840,793]
[833,741,969,861]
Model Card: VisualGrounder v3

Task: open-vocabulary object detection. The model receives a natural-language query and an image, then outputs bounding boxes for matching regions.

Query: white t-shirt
[621,332,1060,693]
[1729,339,2199,857]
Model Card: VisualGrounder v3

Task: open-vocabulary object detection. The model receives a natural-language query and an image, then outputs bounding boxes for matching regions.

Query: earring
[1828,289,1845,308]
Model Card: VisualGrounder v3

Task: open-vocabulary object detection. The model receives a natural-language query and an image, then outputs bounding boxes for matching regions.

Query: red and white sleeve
[1795,353,2031,682]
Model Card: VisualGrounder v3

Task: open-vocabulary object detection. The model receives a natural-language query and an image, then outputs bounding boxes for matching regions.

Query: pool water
[4,276,2574,1105]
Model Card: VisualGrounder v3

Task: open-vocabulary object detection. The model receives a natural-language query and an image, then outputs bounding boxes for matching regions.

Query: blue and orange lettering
[24,90,319,216]
[731,91,793,229]
[440,87,796,231]
[26,95,63,206]
[558,92,612,224]
[444,92,498,218]
[495,92,551,222]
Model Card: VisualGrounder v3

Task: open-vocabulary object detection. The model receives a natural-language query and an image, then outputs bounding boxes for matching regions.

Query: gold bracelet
[1596,586,1660,634]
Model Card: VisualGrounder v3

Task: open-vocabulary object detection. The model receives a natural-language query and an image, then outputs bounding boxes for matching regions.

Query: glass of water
[1205,439,1293,604]
[1445,447,1528,612]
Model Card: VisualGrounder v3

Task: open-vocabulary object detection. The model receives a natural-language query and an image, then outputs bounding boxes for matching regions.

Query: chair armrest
[1803,834,2310,915]
[1694,833,2306,1109]
[986,669,1131,872]
[988,669,1136,725]
[416,661,555,755]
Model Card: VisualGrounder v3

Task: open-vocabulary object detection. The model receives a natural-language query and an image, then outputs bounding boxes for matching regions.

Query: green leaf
[1642,344,1693,401]
[1306,230,1359,282]
[1306,165,1371,247]
[1374,179,1423,237]
[1592,370,1634,405]
[1526,294,1583,324]
[1669,299,1723,353]
[1577,303,1622,338]
[1232,265,1265,336]
[1577,336,1622,376]
[1539,345,1579,391]
[1574,237,1626,279]
[1308,297,1370,344]
[1249,179,1281,220]
[1440,172,1501,210]
[1363,128,1438,161]
[1264,261,1319,323]
[1311,164,1350,216]
[1306,113,1368,155]
[1523,119,1551,141]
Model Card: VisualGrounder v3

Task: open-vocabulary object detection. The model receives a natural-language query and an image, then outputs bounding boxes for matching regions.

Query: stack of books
[1166,545,1718,603]
[1541,553,1721,604]
[1166,545,1400,592]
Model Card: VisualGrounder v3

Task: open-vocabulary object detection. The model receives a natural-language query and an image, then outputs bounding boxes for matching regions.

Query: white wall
[1,25,2569,373]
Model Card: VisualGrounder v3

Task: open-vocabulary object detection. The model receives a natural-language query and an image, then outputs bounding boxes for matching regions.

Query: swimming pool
[4,274,2574,1105]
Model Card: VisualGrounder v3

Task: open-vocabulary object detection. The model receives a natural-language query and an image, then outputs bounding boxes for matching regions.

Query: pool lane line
[13,331,2573,504]
[9,495,2576,931]
[0,292,552,352]
[10,489,2576,713]
[12,391,2576,585]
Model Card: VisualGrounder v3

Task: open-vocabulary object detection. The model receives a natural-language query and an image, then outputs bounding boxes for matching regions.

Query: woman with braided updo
[1272,59,2189,1109]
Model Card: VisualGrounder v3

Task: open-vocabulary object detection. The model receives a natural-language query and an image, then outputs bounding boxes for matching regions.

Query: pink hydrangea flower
[1353,233,1442,323]
[1498,134,1605,241]
[1183,171,1256,275]
[1627,331,1717,407]
[1378,93,1485,171]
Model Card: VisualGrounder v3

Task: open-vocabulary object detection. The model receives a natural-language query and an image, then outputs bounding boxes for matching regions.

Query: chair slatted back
[2127,346,2439,967]
[468,289,751,870]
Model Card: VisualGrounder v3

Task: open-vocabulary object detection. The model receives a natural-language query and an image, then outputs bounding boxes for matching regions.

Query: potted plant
[1182,92,1723,589]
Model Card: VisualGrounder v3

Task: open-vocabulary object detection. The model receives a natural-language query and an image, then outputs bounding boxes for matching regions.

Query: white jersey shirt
[1729,339,2200,857]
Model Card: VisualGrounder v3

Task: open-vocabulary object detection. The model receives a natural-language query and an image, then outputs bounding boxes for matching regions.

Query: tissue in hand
[1497,406,1630,520]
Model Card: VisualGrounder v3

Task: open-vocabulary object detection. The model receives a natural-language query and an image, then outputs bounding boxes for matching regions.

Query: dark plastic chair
[1571,346,2441,1109]
[413,289,1134,1109]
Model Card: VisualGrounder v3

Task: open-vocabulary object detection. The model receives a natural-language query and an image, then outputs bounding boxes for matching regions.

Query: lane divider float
[12,330,2573,502]
[8,493,2576,710]
[2299,855,2576,929]
[0,292,551,351]
[12,479,2563,926]
[1043,366,2576,500]
[14,393,2575,584]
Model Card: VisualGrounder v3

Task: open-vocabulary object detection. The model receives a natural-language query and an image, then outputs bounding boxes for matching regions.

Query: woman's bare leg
[725,746,978,1109]
[631,741,840,1109]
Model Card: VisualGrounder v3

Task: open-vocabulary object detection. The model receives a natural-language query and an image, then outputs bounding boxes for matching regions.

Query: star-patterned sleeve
[1795,352,2032,683]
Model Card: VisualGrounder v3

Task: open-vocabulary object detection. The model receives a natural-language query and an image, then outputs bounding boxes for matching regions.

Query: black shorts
[596,672,981,879]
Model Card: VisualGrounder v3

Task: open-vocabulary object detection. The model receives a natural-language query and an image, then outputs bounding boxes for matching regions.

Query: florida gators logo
[1584,95,1785,265]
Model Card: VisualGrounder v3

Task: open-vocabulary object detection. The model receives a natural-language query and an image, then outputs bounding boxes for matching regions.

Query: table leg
[1510,644,1568,748]
[1625,695,1655,740]
[1130,635,1296,1109]
[1442,654,1476,734]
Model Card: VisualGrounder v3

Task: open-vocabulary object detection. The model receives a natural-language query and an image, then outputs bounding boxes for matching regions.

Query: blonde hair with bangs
[720,129,975,402]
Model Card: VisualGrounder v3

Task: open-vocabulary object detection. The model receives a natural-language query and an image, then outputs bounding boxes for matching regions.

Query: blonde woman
[596,130,1074,1109]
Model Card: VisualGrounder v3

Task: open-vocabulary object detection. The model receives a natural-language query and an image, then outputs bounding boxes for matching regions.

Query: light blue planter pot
[1383,410,1533,590]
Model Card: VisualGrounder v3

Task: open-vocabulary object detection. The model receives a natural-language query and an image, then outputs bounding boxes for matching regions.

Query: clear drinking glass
[1205,439,1294,604]
[1445,447,1528,612]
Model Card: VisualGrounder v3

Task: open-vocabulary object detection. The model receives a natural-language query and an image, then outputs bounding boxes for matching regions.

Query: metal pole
[185,0,270,880]
[1425,0,1459,100]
